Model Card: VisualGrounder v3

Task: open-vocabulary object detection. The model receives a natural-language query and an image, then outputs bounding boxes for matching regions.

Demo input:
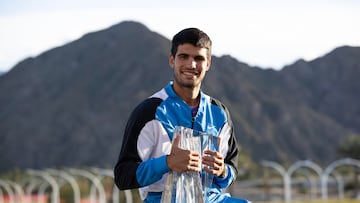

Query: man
[114,28,250,203]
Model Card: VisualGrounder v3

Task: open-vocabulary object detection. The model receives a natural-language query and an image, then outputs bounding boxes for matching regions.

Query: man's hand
[202,150,226,177]
[166,135,201,173]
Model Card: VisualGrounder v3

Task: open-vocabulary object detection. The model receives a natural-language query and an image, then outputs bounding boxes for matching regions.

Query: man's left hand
[202,150,226,177]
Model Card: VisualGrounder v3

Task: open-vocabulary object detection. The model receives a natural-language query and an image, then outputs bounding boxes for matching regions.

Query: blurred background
[0,0,359,202]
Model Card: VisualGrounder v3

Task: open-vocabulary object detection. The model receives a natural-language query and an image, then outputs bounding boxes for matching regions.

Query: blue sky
[1,0,360,72]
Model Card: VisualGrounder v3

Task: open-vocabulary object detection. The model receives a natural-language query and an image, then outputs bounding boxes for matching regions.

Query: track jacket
[114,81,239,202]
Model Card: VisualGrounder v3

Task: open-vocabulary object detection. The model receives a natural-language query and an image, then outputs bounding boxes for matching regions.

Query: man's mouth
[182,70,199,77]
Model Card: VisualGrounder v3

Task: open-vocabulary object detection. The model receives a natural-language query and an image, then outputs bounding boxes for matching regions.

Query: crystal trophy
[161,126,219,203]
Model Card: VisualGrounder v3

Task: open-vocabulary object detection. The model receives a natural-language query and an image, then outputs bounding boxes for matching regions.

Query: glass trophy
[161,126,219,203]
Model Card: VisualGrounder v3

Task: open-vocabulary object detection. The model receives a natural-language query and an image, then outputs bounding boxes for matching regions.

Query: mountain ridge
[0,21,358,172]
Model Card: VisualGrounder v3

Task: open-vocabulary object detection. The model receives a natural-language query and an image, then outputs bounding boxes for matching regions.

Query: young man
[114,28,250,203]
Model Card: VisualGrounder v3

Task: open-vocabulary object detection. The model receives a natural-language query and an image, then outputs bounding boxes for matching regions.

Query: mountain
[0,21,359,172]
[204,49,358,163]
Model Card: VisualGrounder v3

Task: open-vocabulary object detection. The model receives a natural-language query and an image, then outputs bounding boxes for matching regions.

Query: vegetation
[338,134,360,159]
[337,134,360,199]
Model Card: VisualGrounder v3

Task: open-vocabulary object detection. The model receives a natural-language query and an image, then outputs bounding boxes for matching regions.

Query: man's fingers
[201,149,225,176]
[171,135,180,149]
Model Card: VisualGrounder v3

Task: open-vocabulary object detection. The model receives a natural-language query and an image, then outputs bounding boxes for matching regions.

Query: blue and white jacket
[114,81,239,201]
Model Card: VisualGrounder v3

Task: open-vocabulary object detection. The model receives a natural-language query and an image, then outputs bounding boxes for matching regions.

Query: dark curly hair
[171,28,212,58]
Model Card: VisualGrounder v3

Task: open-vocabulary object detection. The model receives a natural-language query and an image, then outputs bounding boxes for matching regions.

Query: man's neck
[173,84,200,107]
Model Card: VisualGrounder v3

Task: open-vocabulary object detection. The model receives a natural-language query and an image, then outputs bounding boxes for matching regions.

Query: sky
[1,0,360,72]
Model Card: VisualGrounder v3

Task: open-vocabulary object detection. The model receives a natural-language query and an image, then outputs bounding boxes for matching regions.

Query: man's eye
[194,56,205,61]
[178,54,187,59]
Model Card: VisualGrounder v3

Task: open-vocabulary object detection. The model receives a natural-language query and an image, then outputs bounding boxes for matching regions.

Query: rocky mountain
[0,21,359,172]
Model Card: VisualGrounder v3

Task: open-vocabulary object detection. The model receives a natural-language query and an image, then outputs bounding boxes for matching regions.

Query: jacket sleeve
[113,98,163,190]
[212,99,239,189]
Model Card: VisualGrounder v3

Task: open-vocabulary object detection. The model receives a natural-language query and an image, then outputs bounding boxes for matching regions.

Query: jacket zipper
[191,115,195,129]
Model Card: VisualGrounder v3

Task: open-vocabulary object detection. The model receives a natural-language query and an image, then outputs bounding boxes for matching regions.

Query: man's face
[169,43,211,89]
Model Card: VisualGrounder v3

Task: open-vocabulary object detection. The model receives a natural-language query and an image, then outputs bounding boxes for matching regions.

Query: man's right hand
[166,135,201,173]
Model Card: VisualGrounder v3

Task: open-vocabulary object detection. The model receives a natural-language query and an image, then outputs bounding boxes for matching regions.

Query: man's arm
[114,98,164,189]
[214,116,239,188]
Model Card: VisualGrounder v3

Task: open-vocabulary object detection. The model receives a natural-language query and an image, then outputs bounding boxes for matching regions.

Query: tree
[337,134,360,198]
[337,134,360,159]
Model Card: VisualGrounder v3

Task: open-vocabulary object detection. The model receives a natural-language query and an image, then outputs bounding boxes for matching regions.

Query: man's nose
[190,60,196,69]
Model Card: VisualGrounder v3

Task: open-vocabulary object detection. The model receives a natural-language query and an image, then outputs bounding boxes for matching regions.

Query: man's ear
[206,58,211,71]
[169,54,175,69]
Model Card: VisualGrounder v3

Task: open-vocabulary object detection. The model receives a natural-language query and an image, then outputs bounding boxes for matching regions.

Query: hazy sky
[1,0,360,72]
